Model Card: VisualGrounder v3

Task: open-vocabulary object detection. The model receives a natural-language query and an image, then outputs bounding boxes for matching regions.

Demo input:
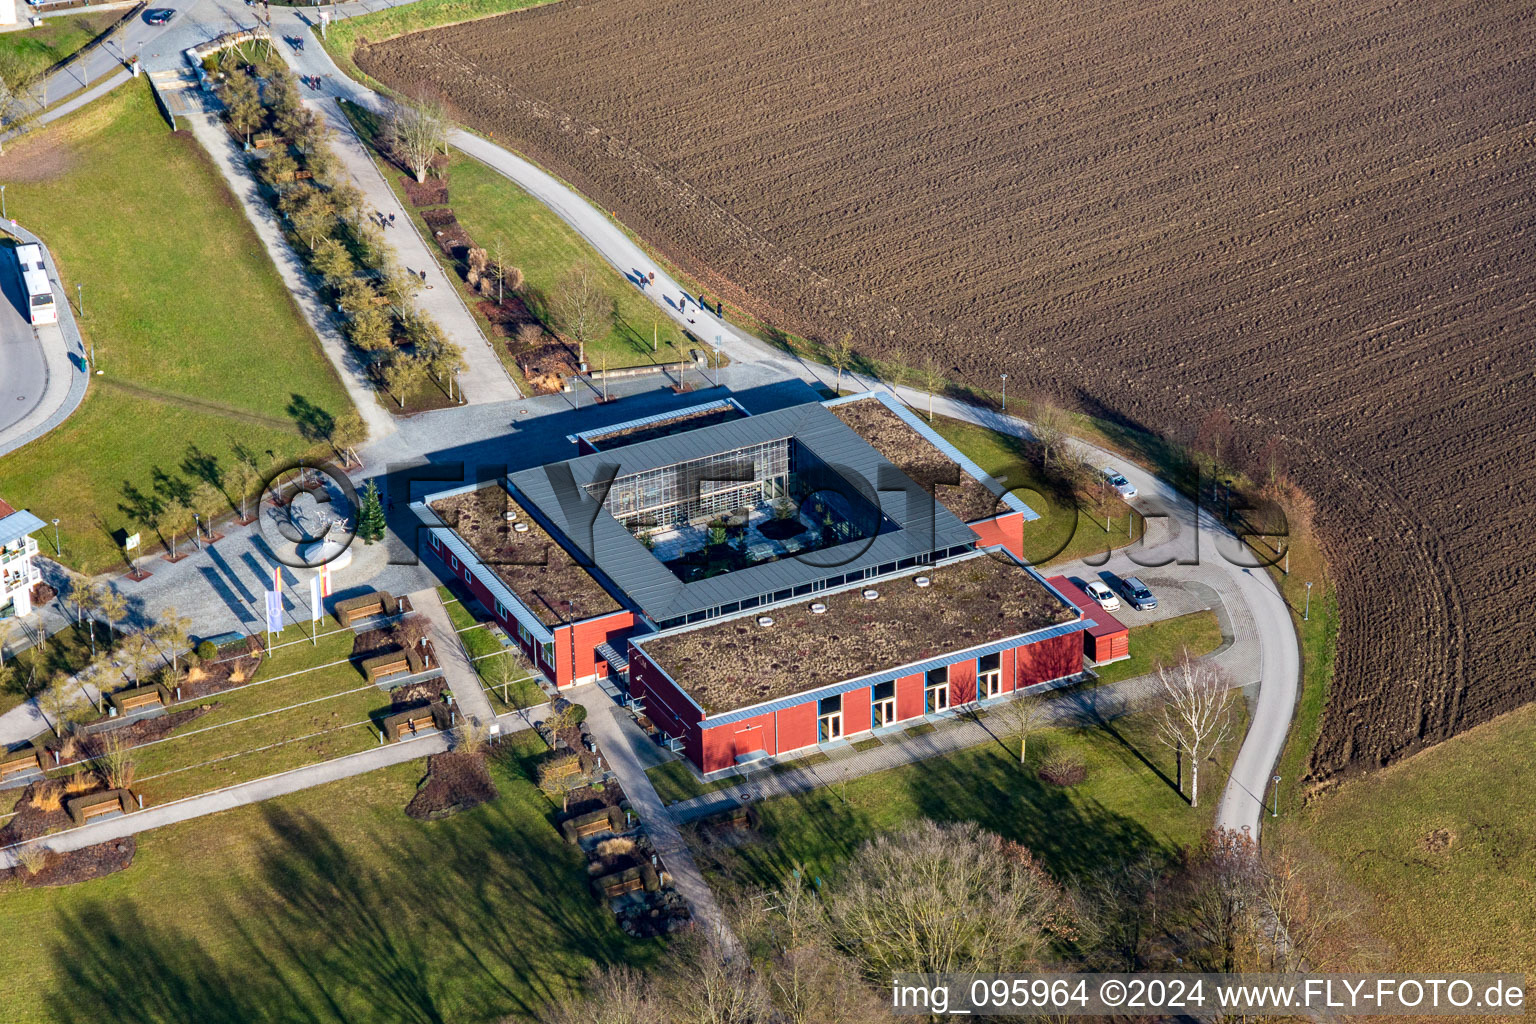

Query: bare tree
[1154,650,1233,808]
[1030,397,1069,468]
[545,964,664,1024]
[552,264,612,364]
[387,92,449,184]
[921,355,942,421]
[822,819,1065,979]
[831,331,854,394]
[37,674,87,739]
[1003,689,1047,765]
[98,588,127,642]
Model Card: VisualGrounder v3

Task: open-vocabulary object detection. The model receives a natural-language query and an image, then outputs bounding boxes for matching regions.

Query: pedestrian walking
[389,213,396,227]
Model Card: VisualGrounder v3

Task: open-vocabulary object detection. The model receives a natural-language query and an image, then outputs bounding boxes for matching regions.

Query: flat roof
[0,508,46,549]
[639,551,1078,716]
[509,401,980,624]
[1047,575,1129,638]
[567,397,747,450]
[427,484,621,627]
[826,392,1039,523]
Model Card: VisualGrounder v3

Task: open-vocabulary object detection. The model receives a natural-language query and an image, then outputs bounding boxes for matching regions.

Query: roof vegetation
[830,398,1004,522]
[642,555,1074,715]
[431,486,621,627]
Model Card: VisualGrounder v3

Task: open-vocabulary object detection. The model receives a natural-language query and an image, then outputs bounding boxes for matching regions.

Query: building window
[979,652,1003,698]
[817,694,843,743]
[925,667,949,714]
[450,555,459,570]
[430,534,440,550]
[871,680,896,728]
[540,642,554,667]
[517,621,530,642]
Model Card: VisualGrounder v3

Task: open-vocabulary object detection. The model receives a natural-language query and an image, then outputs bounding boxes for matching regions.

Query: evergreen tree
[358,481,387,544]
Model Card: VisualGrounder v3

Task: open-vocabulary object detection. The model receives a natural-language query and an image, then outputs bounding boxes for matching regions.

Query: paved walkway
[670,665,1189,823]
[0,222,91,458]
[411,586,495,728]
[318,94,521,404]
[572,686,740,955]
[0,709,538,868]
[179,104,398,440]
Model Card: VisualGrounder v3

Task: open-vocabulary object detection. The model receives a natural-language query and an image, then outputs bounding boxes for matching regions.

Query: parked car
[1103,467,1137,498]
[1084,580,1120,612]
[144,7,175,23]
[1119,576,1157,611]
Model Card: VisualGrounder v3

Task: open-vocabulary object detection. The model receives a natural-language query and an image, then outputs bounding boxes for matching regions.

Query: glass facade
[598,437,791,531]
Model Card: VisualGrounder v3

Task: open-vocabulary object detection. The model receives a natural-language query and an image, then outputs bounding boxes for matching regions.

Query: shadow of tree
[43,766,656,1024]
[287,394,336,449]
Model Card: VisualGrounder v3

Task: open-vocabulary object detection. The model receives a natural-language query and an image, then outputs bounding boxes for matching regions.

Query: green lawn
[0,14,111,82]
[340,101,695,388]
[0,619,117,717]
[690,703,1246,891]
[1093,609,1223,686]
[0,84,355,573]
[930,415,1140,568]
[0,733,657,1024]
[1281,702,1536,976]
[645,758,734,806]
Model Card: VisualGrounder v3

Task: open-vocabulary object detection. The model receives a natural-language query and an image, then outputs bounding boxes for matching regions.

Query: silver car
[1103,468,1137,499]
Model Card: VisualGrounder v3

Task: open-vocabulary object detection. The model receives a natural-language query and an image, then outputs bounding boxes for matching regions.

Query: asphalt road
[0,263,45,438]
[5,0,1302,846]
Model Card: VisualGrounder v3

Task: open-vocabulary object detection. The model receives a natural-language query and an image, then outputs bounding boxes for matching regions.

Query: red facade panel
[776,701,817,754]
[840,686,871,736]
[948,659,979,706]
[1015,631,1084,689]
[968,512,1024,559]
[895,672,924,722]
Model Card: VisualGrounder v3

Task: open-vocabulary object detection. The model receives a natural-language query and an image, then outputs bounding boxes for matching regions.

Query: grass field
[339,101,696,388]
[0,14,111,82]
[930,415,1140,568]
[690,702,1247,890]
[1282,702,1536,975]
[645,758,733,806]
[0,733,657,1024]
[1094,610,1223,687]
[435,587,545,711]
[0,84,355,573]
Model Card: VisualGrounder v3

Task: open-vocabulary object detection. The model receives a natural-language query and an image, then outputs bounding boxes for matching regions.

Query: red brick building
[413,391,1118,774]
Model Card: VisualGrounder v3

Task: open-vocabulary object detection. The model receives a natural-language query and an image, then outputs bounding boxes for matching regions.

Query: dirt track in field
[357,0,1536,780]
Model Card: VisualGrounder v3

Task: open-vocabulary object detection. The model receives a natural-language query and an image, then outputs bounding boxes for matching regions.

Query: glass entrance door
[817,694,843,743]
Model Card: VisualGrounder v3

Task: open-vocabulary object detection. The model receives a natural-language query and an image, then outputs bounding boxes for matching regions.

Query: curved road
[0,227,90,458]
[273,13,1301,840]
[10,0,1302,841]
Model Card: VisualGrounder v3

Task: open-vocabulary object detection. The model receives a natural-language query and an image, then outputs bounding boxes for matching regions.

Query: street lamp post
[77,283,83,317]
[193,513,202,550]
[1271,774,1281,816]
[1304,581,1313,621]
[51,518,60,555]
[999,373,1008,413]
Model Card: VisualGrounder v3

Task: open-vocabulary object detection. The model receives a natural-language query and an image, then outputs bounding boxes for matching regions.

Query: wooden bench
[335,591,398,626]
[66,788,134,826]
[591,863,660,899]
[381,702,448,742]
[109,684,168,715]
[361,647,425,684]
[560,805,625,844]
[393,712,436,740]
[0,750,42,781]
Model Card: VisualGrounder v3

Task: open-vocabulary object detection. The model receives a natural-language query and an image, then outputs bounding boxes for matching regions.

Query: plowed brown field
[357,0,1536,780]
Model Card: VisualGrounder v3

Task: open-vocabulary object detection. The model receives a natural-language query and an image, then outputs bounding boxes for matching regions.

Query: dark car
[1119,576,1158,611]
[145,8,175,24]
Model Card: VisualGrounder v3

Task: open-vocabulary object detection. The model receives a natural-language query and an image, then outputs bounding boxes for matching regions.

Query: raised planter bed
[65,788,135,827]
[335,591,399,626]
[108,683,170,716]
[559,805,626,845]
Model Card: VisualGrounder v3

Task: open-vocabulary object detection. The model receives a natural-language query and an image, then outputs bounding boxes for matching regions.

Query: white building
[0,499,46,619]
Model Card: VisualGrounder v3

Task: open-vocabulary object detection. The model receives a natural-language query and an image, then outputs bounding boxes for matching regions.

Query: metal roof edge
[824,391,1041,522]
[408,499,556,645]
